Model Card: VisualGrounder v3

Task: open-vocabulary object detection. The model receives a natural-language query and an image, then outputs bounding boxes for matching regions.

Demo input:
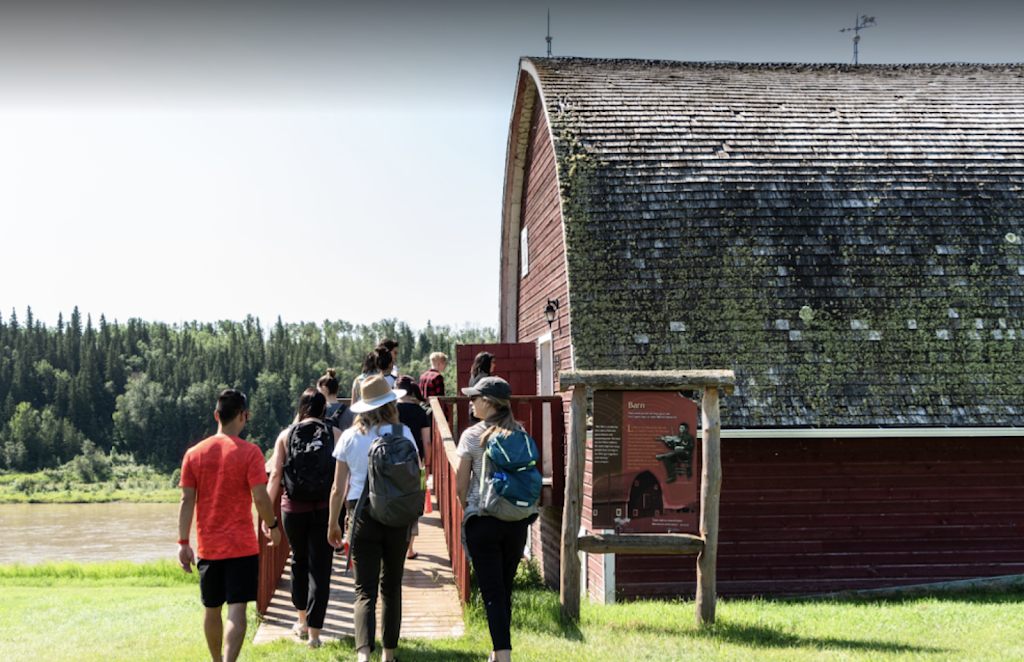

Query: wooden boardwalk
[253,496,464,647]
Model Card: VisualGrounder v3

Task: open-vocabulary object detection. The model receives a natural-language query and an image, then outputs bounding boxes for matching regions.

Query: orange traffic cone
[424,486,433,514]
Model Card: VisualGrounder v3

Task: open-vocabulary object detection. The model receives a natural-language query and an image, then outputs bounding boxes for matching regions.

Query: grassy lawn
[2,560,1023,661]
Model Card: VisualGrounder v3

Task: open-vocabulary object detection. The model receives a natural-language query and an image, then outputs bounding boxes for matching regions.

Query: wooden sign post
[558,369,734,625]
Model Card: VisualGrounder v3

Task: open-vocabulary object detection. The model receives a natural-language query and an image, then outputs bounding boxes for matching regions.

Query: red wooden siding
[455,342,537,394]
[513,87,575,589]
[454,342,536,439]
[531,507,564,590]
[514,87,571,393]
[614,436,1024,598]
[583,437,609,601]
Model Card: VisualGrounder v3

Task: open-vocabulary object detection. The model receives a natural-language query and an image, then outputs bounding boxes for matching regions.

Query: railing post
[696,386,722,625]
[257,489,288,615]
[560,385,587,622]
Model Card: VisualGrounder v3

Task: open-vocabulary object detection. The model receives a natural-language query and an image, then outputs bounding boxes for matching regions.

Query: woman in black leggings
[456,376,533,662]
[267,389,343,649]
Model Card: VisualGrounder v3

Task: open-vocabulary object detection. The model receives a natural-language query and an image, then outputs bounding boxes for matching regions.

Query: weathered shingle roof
[529,58,1024,428]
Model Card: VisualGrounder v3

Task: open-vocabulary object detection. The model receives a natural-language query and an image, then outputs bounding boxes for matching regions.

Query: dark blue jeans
[464,515,529,651]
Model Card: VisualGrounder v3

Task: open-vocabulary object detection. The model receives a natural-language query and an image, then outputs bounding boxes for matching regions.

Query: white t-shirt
[333,423,417,501]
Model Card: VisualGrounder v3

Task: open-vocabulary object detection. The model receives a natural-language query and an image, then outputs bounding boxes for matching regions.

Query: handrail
[432,399,461,470]
[256,489,290,615]
[429,396,471,602]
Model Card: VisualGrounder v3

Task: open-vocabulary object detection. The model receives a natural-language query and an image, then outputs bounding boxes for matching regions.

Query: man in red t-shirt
[177,389,280,662]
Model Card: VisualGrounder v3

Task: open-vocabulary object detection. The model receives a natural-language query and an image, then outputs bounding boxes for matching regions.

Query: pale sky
[1,0,1021,330]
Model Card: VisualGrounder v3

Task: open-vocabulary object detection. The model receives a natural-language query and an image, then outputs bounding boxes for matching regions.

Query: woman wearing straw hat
[327,375,417,662]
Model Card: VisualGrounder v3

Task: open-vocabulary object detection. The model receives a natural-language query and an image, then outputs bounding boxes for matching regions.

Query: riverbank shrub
[68,439,112,483]
[0,456,178,503]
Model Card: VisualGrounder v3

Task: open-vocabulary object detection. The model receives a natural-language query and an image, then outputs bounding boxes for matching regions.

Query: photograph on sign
[591,390,700,533]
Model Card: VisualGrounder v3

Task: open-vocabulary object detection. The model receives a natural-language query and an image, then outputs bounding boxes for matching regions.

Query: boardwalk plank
[253,494,464,646]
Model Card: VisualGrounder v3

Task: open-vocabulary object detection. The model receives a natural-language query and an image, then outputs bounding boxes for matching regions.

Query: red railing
[257,489,290,614]
[430,397,471,602]
[430,395,566,604]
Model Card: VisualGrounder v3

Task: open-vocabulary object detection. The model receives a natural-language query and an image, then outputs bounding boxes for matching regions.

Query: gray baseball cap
[461,376,512,399]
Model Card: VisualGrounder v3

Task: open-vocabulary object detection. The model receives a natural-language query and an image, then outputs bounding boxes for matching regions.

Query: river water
[0,503,184,564]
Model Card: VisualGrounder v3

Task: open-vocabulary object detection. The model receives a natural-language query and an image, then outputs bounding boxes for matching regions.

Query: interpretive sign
[591,390,699,533]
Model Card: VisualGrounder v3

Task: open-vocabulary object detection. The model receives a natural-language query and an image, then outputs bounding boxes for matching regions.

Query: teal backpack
[478,429,542,522]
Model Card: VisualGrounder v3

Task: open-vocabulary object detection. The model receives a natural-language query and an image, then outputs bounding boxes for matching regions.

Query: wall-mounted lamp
[544,298,560,328]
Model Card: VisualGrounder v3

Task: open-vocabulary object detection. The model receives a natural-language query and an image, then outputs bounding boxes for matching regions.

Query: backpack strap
[283,424,295,463]
[334,403,349,430]
[479,445,489,495]
[393,423,421,457]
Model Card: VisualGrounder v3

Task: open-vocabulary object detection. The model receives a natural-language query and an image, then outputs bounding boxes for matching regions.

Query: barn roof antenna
[839,14,877,65]
[546,9,553,57]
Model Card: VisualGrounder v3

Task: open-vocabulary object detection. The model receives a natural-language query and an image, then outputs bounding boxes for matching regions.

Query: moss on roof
[529,57,1024,427]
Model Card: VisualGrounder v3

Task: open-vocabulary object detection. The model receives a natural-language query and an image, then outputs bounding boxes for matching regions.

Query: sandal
[291,620,309,640]
[406,552,418,560]
[307,638,322,649]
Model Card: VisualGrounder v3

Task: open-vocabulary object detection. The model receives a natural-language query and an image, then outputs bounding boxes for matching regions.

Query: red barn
[498,57,1024,600]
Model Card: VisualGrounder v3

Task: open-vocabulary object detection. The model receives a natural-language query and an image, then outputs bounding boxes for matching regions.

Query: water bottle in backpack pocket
[478,428,542,522]
[282,420,336,502]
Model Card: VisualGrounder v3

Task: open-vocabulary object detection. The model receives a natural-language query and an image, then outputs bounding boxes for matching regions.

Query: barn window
[520,227,529,276]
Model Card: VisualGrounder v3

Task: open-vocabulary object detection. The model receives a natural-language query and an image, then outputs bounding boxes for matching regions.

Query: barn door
[455,343,536,438]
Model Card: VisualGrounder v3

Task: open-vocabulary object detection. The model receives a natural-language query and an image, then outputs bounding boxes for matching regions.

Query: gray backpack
[356,425,424,527]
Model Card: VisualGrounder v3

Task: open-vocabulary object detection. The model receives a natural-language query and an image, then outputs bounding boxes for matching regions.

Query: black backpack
[355,425,424,527]
[325,401,353,432]
[282,420,336,502]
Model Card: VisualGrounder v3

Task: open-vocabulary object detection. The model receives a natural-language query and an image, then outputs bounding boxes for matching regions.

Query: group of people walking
[176,346,538,662]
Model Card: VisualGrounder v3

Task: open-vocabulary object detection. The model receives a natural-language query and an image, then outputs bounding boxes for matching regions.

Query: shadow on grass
[701,622,948,654]
[391,645,505,662]
[602,619,947,654]
[797,588,1024,607]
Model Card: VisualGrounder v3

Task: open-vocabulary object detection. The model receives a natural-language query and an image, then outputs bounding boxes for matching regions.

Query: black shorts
[197,554,259,608]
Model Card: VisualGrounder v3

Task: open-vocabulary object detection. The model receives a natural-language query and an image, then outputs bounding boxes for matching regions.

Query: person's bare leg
[382,647,397,661]
[406,536,417,558]
[357,645,372,662]
[223,603,248,662]
[202,606,224,662]
[308,626,321,647]
[494,650,512,662]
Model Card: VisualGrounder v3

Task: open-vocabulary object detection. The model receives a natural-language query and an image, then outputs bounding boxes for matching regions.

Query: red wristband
[177,539,189,545]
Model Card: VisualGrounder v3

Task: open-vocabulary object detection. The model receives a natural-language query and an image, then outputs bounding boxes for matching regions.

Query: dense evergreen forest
[0,307,495,472]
